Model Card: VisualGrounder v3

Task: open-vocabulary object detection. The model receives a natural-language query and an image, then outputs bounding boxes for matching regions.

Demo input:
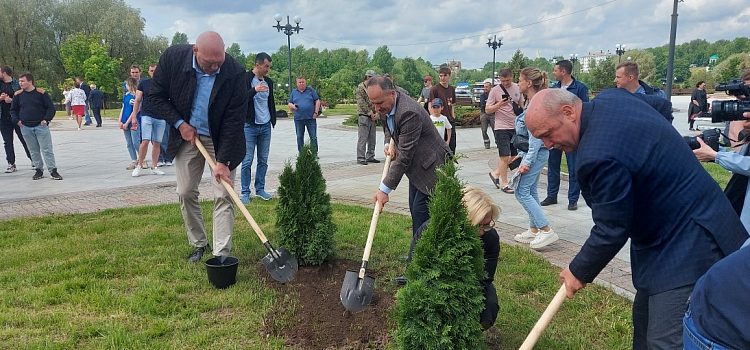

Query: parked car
[455,82,475,107]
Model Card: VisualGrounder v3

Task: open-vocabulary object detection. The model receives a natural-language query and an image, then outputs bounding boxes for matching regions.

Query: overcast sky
[130,0,749,69]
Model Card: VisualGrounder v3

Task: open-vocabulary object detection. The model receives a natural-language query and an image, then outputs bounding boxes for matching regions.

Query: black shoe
[568,201,578,211]
[32,169,43,180]
[689,128,695,131]
[367,159,381,163]
[395,276,407,285]
[540,197,557,206]
[83,123,92,126]
[96,125,102,127]
[358,160,368,165]
[50,169,63,180]
[187,244,210,263]
[484,140,491,149]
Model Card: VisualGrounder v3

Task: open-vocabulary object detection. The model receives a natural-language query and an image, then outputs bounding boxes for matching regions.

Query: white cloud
[129,0,745,69]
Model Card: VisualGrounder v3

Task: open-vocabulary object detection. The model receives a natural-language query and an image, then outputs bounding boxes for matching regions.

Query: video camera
[709,79,750,123]
[684,128,723,152]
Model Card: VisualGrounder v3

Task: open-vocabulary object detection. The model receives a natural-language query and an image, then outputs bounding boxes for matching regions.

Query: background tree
[171,32,189,46]
[687,67,717,92]
[715,53,750,83]
[395,160,486,349]
[225,43,247,69]
[588,57,616,91]
[625,49,657,86]
[507,49,530,80]
[372,45,395,74]
[275,144,336,266]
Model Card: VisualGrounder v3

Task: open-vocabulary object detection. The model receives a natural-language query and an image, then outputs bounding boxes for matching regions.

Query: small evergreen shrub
[394,160,486,349]
[275,143,336,265]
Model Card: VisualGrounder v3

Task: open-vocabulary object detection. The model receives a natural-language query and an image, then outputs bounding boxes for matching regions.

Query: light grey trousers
[174,135,236,257]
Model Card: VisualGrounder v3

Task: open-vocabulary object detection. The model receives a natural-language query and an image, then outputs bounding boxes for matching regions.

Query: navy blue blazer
[570,88,748,295]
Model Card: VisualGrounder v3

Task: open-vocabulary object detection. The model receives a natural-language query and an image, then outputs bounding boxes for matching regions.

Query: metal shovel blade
[260,246,299,283]
[340,270,375,313]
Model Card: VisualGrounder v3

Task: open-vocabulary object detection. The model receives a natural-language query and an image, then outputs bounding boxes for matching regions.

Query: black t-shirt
[137,79,158,117]
[0,81,14,118]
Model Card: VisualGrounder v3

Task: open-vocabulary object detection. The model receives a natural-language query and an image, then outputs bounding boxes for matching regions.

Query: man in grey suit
[367,75,451,284]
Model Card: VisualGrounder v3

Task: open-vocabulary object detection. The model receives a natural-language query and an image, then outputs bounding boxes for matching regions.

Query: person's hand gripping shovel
[340,139,395,313]
[195,138,298,283]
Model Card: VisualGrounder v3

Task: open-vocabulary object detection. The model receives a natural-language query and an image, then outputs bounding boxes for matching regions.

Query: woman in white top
[62,86,72,119]
[66,82,87,130]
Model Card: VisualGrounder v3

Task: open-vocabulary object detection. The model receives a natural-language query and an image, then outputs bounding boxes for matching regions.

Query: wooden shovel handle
[359,139,395,277]
[519,284,567,350]
[195,138,269,244]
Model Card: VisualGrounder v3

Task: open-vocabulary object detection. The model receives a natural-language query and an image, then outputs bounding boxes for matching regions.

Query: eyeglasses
[479,219,495,232]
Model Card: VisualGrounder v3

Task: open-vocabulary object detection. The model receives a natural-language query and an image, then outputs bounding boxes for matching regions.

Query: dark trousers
[91,107,102,126]
[546,148,580,202]
[406,182,430,263]
[445,119,456,155]
[632,285,693,350]
[1,117,31,164]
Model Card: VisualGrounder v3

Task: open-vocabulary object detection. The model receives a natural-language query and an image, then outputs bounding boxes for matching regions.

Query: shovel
[518,284,567,350]
[195,138,298,283]
[340,139,395,313]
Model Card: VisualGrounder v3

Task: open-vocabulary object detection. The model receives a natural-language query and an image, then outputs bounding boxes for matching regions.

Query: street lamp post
[273,14,303,95]
[615,44,627,63]
[569,54,579,74]
[486,34,503,84]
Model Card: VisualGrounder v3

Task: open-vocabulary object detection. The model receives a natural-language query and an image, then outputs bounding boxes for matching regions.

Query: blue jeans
[547,148,580,202]
[20,124,56,171]
[294,118,317,153]
[683,306,730,350]
[159,127,171,163]
[84,101,92,124]
[515,155,550,229]
[123,127,141,161]
[241,122,272,195]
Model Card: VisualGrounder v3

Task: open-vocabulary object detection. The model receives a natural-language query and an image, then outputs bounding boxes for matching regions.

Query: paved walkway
[1,111,639,300]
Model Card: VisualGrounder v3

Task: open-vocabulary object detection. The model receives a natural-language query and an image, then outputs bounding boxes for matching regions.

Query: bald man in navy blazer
[526,88,748,350]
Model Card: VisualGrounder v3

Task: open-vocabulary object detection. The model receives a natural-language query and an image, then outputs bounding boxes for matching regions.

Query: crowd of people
[3,28,750,347]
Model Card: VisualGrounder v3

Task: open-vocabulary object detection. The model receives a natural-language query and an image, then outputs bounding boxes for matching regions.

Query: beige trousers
[174,135,236,257]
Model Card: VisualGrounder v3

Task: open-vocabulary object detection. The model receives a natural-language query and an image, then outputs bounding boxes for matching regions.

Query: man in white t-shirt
[428,98,452,147]
[486,68,524,193]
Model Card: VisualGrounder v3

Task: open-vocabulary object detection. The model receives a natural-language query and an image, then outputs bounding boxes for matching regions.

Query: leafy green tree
[60,33,121,95]
[83,41,122,95]
[688,68,717,91]
[372,45,395,74]
[589,57,616,91]
[171,32,188,46]
[626,49,657,85]
[275,144,336,266]
[507,49,530,80]
[225,43,247,69]
[395,160,486,349]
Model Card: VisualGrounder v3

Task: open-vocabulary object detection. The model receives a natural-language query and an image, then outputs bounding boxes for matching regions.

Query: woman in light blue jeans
[513,67,558,250]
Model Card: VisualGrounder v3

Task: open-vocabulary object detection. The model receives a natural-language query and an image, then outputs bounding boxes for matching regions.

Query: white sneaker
[5,163,16,173]
[157,162,165,167]
[131,166,142,177]
[77,127,81,131]
[151,167,165,175]
[529,229,559,250]
[165,161,173,166]
[514,229,538,244]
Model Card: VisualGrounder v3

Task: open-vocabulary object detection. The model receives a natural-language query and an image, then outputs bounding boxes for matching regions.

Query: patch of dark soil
[260,259,395,349]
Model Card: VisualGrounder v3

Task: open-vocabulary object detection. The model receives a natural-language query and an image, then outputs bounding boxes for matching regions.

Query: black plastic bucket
[205,256,240,289]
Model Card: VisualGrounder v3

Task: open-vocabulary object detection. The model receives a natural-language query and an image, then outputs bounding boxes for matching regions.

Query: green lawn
[0,200,634,349]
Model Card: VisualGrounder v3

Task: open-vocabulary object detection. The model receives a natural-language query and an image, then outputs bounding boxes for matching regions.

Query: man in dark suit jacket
[367,76,451,283]
[87,84,104,127]
[525,88,749,349]
[149,31,248,263]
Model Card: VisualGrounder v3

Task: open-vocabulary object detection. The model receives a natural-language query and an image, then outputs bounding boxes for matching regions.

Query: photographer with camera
[693,69,750,232]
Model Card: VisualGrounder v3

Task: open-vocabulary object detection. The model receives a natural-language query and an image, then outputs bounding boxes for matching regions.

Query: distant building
[447,59,462,75]
[580,50,616,73]
[709,54,719,65]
